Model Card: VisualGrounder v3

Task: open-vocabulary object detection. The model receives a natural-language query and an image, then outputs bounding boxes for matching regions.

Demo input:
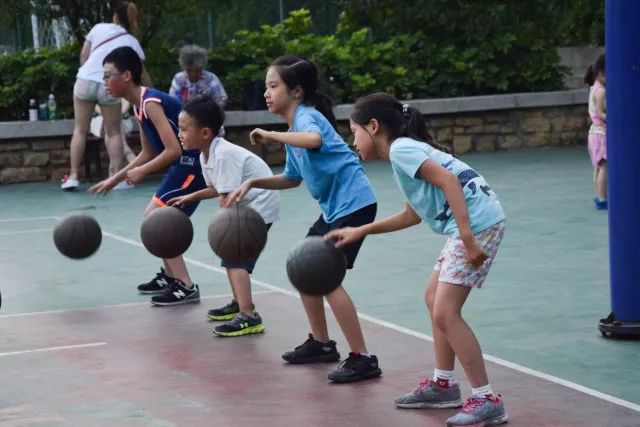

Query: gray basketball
[208,204,268,263]
[286,236,347,296]
[53,213,102,259]
[140,207,193,259]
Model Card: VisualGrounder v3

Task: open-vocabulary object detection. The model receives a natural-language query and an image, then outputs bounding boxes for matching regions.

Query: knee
[432,307,458,333]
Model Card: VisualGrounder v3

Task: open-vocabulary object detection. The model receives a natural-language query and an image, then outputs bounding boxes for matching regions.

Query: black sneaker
[282,333,341,364]
[213,312,265,337]
[150,280,200,306]
[206,300,254,321]
[137,267,172,294]
[328,352,382,383]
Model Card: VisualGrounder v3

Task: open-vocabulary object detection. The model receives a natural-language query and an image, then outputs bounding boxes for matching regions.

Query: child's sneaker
[282,333,340,364]
[446,394,508,427]
[394,377,463,409]
[60,175,79,191]
[213,312,265,336]
[113,181,135,190]
[137,267,172,294]
[327,352,382,383]
[206,300,254,321]
[150,280,200,306]
[593,197,608,210]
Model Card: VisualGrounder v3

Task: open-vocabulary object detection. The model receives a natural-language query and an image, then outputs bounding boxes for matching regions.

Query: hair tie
[402,103,411,117]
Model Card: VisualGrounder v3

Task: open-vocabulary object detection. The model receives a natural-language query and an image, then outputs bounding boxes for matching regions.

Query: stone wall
[0,90,589,185]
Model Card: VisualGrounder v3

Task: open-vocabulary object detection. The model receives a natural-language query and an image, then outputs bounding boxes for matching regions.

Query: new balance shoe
[394,377,463,409]
[206,300,254,321]
[150,280,200,306]
[446,394,508,427]
[213,312,265,337]
[282,333,340,364]
[137,267,172,294]
[60,175,79,191]
[328,352,382,383]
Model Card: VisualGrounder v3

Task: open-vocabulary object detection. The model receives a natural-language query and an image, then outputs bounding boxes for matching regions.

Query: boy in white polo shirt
[168,95,279,337]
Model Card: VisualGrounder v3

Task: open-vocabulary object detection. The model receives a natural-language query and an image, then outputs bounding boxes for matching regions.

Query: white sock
[471,384,494,398]
[433,368,456,383]
[359,352,371,358]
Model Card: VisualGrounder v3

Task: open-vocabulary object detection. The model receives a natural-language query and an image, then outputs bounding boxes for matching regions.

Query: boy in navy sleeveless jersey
[89,46,206,306]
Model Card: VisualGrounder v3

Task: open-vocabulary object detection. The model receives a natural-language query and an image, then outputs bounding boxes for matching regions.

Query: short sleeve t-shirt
[282,104,376,223]
[390,137,505,236]
[77,23,145,83]
[200,137,279,224]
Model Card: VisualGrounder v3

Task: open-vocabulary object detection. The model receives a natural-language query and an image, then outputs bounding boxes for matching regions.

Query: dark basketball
[140,207,193,259]
[208,204,267,263]
[53,213,102,259]
[286,236,347,296]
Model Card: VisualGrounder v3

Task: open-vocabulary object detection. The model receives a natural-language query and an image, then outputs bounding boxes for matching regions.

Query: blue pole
[606,0,640,322]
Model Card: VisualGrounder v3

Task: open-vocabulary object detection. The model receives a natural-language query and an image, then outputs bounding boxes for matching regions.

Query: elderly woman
[169,44,228,108]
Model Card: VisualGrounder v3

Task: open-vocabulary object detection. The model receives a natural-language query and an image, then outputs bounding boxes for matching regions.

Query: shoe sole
[447,413,508,427]
[282,353,341,364]
[395,398,464,409]
[138,289,167,295]
[212,325,265,337]
[207,313,238,321]
[328,368,382,383]
[150,298,200,306]
[61,187,78,191]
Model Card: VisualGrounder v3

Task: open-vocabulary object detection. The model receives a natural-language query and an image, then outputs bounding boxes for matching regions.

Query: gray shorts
[73,78,120,105]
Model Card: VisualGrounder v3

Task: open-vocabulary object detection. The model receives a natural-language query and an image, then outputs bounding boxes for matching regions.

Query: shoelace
[336,352,359,370]
[227,314,250,327]
[414,377,432,392]
[294,335,315,350]
[461,397,485,413]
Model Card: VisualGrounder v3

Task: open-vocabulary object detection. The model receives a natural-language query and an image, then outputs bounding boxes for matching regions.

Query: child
[326,93,508,426]
[89,46,206,306]
[225,55,381,383]
[584,54,607,210]
[167,95,279,336]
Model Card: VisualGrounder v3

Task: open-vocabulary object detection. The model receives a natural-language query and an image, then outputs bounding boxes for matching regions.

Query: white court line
[0,229,51,236]
[0,216,58,223]
[0,342,107,357]
[0,291,275,319]
[97,230,640,412]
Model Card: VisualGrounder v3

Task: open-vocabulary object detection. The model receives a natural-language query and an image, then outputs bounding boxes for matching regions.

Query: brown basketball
[53,213,102,259]
[140,207,193,259]
[208,204,267,263]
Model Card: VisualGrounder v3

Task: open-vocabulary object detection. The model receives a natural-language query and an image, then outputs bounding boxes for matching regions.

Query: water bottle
[28,99,38,121]
[38,101,48,120]
[47,93,57,121]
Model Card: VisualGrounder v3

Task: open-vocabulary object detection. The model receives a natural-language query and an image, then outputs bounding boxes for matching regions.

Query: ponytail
[114,1,140,38]
[584,65,595,86]
[308,92,337,130]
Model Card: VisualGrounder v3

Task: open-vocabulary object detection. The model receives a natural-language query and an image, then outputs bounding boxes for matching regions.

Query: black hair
[351,92,451,153]
[584,53,605,86]
[103,46,142,85]
[270,54,337,130]
[182,95,225,136]
[113,1,140,37]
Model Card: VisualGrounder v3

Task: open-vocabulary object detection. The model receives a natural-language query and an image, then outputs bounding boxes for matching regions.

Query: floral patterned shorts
[434,221,505,288]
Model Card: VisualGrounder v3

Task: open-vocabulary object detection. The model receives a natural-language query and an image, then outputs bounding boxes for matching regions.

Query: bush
[0,8,568,120]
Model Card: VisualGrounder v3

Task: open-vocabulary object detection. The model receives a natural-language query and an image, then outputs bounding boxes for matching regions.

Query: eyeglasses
[102,72,121,81]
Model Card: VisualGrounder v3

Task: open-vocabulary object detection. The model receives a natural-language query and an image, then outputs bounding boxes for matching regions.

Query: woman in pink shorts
[585,54,607,210]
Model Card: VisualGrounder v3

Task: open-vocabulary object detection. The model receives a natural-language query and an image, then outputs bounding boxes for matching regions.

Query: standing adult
[61,1,145,190]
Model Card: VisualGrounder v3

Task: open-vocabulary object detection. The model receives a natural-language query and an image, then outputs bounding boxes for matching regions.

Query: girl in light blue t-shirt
[327,93,508,427]
[225,55,380,384]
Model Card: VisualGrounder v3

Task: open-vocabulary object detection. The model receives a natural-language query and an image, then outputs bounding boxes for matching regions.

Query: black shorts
[306,203,377,269]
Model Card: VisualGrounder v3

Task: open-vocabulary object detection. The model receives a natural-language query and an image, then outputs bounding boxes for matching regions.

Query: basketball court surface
[1,146,639,426]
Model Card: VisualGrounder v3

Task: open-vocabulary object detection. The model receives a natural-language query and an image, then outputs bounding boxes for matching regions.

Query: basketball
[208,204,267,263]
[53,213,102,259]
[140,207,193,259]
[286,236,347,296]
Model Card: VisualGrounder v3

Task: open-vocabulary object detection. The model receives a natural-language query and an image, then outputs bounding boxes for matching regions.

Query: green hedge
[0,9,566,121]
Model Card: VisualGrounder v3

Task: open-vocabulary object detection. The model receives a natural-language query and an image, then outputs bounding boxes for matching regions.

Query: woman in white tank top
[61,1,145,191]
